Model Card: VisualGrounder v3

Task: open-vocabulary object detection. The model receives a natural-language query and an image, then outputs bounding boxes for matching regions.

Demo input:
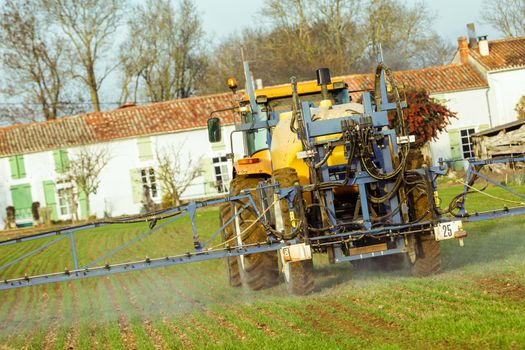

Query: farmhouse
[0,94,242,226]
[0,34,524,227]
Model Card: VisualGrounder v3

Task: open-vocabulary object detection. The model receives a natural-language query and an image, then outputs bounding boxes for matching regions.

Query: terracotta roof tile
[0,117,97,156]
[469,36,525,71]
[0,64,488,157]
[341,64,487,97]
[0,93,236,157]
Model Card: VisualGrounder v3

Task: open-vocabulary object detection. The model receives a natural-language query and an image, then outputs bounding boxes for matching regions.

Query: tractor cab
[208,64,351,178]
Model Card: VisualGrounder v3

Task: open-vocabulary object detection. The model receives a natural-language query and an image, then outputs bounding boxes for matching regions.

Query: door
[10,184,33,220]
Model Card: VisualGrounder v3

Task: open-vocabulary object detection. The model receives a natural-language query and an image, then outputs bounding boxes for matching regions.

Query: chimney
[255,78,263,90]
[457,36,469,64]
[467,23,478,48]
[478,35,489,56]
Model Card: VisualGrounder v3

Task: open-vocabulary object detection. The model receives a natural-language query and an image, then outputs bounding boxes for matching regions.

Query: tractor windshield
[242,84,350,156]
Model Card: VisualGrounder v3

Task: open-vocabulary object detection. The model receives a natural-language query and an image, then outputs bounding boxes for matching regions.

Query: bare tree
[0,105,41,125]
[361,0,453,70]
[155,144,202,207]
[481,0,525,37]
[42,0,123,112]
[63,147,110,219]
[119,0,207,103]
[0,0,69,121]
[204,0,452,94]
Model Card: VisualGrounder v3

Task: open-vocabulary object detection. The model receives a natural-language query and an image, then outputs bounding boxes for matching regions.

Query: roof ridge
[486,36,525,44]
[0,112,88,131]
[0,92,235,132]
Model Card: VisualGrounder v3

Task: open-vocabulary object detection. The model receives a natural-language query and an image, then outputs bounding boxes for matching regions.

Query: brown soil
[161,318,193,348]
[328,299,399,331]
[185,315,219,344]
[254,305,306,336]
[116,276,169,350]
[228,305,276,337]
[476,277,525,301]
[277,303,333,335]
[308,303,367,337]
[40,285,64,350]
[205,310,246,340]
[102,278,138,350]
[117,316,138,350]
[0,289,23,335]
[64,282,80,350]
[4,282,38,343]
[348,296,410,322]
[142,319,169,350]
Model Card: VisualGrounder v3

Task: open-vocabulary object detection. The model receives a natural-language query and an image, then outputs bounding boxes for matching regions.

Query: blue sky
[195,0,500,45]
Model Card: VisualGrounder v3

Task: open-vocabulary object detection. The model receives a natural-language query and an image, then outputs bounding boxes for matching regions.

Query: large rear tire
[273,167,315,295]
[229,176,280,290]
[284,259,315,295]
[411,234,441,276]
[219,203,241,287]
[406,148,441,276]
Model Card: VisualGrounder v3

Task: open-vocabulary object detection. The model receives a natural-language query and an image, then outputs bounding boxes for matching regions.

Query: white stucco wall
[0,161,9,217]
[486,69,525,125]
[0,123,244,228]
[429,88,491,165]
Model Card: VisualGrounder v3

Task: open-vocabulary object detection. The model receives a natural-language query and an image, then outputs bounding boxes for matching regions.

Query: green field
[1,185,525,349]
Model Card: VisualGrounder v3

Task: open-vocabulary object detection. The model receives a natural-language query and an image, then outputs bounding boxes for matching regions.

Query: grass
[0,184,524,349]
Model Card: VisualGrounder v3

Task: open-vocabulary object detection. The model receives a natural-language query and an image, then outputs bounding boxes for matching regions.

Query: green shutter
[53,150,62,172]
[9,155,25,179]
[43,180,58,221]
[201,158,215,195]
[137,137,153,161]
[10,184,32,220]
[9,156,18,179]
[53,149,70,173]
[16,155,26,178]
[61,150,69,170]
[130,169,143,203]
[78,189,88,219]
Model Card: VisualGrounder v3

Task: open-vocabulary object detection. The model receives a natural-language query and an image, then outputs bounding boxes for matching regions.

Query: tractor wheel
[229,176,280,290]
[273,167,315,295]
[219,203,241,287]
[411,234,441,276]
[283,259,315,295]
[406,148,441,276]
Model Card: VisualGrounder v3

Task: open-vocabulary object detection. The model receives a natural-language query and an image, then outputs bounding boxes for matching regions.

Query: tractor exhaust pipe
[316,68,332,102]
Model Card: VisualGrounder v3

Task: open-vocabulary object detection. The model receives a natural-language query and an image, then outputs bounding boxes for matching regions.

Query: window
[141,167,159,198]
[58,187,74,216]
[460,128,476,159]
[212,156,230,193]
[9,155,26,179]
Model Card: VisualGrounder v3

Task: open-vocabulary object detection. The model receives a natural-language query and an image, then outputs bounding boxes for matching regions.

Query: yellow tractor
[208,62,439,295]
[215,69,350,294]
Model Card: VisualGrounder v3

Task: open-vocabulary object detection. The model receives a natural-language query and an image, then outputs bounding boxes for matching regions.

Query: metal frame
[2,156,525,290]
[456,156,525,220]
[0,191,272,290]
